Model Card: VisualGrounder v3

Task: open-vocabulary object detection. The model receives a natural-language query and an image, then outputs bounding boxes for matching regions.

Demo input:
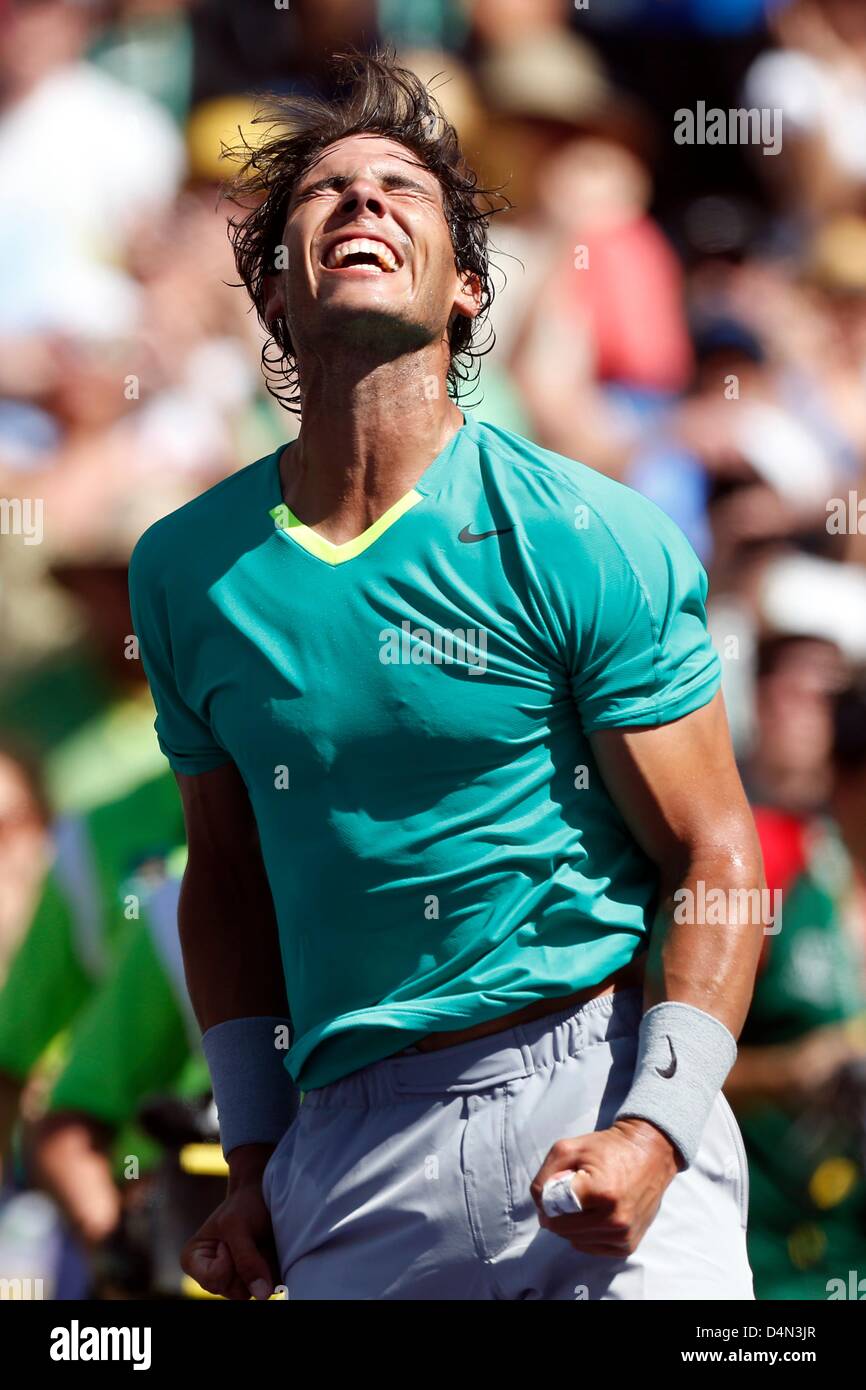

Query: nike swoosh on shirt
[457,525,514,544]
[655,1036,677,1080]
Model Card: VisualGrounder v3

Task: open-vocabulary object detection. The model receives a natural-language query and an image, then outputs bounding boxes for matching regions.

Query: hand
[181,1145,279,1300]
[530,1118,681,1257]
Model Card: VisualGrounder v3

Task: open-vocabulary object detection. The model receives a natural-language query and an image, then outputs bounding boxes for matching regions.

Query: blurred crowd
[1,0,866,1301]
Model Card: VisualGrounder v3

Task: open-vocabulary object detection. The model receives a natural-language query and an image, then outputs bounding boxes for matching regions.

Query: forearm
[178,856,288,1029]
[177,767,288,1029]
[726,1020,866,1108]
[613,823,764,1167]
[175,766,298,1161]
[646,831,765,1038]
[29,1112,120,1244]
[724,1044,793,1106]
[180,856,297,1159]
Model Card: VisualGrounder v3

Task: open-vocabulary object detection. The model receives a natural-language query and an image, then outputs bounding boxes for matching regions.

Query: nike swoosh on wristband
[457,525,514,544]
[655,1036,678,1079]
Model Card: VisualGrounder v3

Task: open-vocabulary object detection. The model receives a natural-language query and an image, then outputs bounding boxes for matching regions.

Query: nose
[336,177,387,220]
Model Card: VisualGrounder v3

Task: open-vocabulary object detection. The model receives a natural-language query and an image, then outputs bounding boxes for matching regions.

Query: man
[129,50,763,1301]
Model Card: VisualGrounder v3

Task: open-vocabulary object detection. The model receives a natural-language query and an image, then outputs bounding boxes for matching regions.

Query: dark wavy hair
[225,49,502,416]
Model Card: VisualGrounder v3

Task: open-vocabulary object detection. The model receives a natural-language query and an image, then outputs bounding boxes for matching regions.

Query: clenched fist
[531,1118,681,1257]
[181,1144,279,1300]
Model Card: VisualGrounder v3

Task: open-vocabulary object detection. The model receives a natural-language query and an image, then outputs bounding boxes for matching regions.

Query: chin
[311,299,434,355]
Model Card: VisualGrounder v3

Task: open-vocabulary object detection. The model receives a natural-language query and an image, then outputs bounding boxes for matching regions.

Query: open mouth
[322,237,402,274]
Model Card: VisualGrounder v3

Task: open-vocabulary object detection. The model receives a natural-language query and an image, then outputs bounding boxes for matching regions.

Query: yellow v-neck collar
[268,418,469,566]
[269,487,424,566]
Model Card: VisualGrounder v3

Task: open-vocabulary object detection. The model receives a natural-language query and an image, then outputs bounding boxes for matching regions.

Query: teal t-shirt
[128,417,720,1088]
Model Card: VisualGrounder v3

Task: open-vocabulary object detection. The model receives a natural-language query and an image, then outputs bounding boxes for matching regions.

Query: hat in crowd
[477,30,613,128]
[692,316,765,365]
[398,49,483,149]
[478,29,653,169]
[760,553,866,663]
[186,97,263,183]
[733,401,836,509]
[808,216,866,294]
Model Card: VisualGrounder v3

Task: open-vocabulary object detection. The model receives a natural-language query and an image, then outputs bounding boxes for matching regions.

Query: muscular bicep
[591,692,764,1028]
[589,692,760,880]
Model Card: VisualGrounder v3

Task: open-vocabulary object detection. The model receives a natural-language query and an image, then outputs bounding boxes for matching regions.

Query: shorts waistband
[301,988,643,1108]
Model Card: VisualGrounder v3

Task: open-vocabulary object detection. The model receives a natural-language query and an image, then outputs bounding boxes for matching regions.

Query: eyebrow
[292,166,435,202]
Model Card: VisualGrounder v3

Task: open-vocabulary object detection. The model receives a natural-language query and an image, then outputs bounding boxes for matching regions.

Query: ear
[452,269,482,323]
[263,272,286,329]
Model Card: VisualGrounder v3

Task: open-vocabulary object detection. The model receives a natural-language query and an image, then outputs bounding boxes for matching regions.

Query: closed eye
[292,167,439,206]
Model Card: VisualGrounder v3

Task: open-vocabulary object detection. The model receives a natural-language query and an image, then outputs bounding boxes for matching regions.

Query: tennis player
[129,51,763,1300]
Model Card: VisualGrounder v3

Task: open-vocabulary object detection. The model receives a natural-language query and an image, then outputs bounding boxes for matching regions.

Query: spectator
[728,676,866,1299]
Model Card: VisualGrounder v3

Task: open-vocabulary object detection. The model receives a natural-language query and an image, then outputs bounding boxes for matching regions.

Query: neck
[279,341,464,543]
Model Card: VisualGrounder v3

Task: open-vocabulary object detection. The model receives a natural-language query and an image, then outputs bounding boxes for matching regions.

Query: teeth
[327,237,399,272]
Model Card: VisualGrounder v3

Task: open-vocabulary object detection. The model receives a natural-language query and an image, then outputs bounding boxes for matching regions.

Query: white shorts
[263,988,754,1300]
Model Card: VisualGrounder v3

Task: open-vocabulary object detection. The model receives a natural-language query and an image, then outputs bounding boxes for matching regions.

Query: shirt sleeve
[567,490,721,733]
[128,527,231,776]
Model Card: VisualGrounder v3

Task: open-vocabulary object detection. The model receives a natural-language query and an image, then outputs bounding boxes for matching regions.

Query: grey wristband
[202,1015,300,1158]
[615,1001,737,1167]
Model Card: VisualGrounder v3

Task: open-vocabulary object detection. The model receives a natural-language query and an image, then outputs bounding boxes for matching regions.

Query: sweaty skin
[182,134,482,1300]
[531,693,764,1256]
[173,135,762,1298]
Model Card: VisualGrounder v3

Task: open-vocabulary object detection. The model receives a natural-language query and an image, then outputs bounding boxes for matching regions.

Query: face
[757,641,847,777]
[264,134,480,361]
[0,752,46,939]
